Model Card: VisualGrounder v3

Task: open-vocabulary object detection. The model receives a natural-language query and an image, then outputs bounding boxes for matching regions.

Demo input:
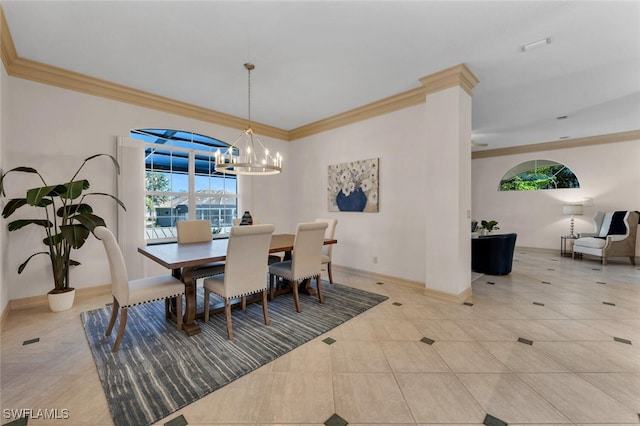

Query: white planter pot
[48,288,76,312]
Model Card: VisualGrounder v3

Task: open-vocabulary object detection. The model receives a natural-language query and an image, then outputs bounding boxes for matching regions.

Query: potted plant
[480,220,500,235]
[0,154,126,311]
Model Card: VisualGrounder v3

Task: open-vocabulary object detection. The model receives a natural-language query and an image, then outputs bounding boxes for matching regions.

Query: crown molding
[290,63,478,140]
[289,87,427,140]
[419,63,479,97]
[471,129,640,159]
[2,6,480,144]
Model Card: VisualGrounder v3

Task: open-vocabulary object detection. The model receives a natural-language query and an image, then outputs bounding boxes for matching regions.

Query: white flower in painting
[339,171,350,185]
[360,178,373,192]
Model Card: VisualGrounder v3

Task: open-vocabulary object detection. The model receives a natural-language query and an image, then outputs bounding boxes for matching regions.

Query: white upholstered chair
[232,218,281,265]
[203,224,275,339]
[176,220,225,279]
[573,210,639,265]
[269,222,328,312]
[314,218,338,283]
[94,226,185,352]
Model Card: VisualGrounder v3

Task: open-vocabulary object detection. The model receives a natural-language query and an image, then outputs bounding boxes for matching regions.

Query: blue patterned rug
[81,281,387,426]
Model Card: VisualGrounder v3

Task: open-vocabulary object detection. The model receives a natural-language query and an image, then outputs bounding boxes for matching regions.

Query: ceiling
[3,1,639,151]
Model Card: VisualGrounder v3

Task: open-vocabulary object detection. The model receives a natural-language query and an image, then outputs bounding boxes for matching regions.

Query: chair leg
[203,289,211,323]
[112,307,128,352]
[176,295,183,331]
[602,256,607,266]
[292,279,301,313]
[631,256,637,266]
[269,274,276,301]
[106,297,119,336]
[224,299,233,340]
[241,295,247,312]
[327,262,334,284]
[165,298,170,320]
[262,289,270,326]
[316,275,323,304]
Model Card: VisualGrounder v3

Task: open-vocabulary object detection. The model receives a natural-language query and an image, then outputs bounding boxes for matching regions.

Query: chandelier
[215,63,282,175]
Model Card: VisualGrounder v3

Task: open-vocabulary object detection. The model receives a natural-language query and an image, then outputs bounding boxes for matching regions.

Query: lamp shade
[562,205,583,216]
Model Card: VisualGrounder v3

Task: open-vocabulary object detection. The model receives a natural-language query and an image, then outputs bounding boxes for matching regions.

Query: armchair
[471,233,517,275]
[572,210,639,265]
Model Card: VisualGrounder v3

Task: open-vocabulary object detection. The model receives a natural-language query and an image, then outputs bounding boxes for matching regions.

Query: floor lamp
[562,204,583,237]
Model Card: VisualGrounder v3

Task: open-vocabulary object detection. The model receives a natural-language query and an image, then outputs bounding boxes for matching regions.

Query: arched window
[130,129,237,242]
[499,159,580,191]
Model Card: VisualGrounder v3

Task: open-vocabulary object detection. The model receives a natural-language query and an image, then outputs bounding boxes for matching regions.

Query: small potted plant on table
[480,220,500,236]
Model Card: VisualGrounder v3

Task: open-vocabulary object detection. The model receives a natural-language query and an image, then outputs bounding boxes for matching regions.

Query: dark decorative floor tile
[323,337,337,345]
[376,282,384,285]
[325,413,348,426]
[592,268,601,271]
[420,337,435,345]
[596,281,607,285]
[486,281,495,285]
[614,337,632,345]
[517,337,533,345]
[3,416,28,426]
[392,302,402,306]
[483,413,508,426]
[22,338,39,346]
[541,281,551,284]
[550,258,558,261]
[165,414,188,426]
[533,302,545,306]
[463,302,474,306]
[547,268,555,271]
[602,301,616,306]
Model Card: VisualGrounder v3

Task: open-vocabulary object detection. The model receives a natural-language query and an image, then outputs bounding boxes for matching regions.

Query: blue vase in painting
[336,188,367,212]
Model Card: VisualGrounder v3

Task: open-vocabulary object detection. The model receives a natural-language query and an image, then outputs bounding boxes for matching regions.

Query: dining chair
[314,218,338,284]
[269,222,328,312]
[176,220,225,279]
[202,224,275,339]
[232,218,281,264]
[94,226,185,352]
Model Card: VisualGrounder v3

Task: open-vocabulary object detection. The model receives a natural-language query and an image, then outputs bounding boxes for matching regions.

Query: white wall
[472,139,640,250]
[1,63,7,314]
[291,105,429,283]
[3,76,291,300]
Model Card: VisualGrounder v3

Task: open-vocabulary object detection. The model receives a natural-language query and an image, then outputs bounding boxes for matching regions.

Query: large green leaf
[60,180,90,200]
[73,213,107,231]
[0,167,39,196]
[60,224,91,249]
[18,251,49,274]
[57,203,93,218]
[8,219,53,232]
[2,198,27,218]
[43,232,64,246]
[85,153,120,175]
[84,193,126,211]
[26,184,67,206]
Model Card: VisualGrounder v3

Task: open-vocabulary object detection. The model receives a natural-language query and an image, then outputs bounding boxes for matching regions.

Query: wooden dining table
[138,233,337,336]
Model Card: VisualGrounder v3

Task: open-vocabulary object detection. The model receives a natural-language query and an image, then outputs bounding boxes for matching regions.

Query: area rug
[81,281,388,426]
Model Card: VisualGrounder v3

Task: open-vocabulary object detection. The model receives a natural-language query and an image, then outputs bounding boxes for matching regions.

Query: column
[421,64,478,302]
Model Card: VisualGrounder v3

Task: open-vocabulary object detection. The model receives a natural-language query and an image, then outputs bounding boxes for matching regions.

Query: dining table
[138,233,337,336]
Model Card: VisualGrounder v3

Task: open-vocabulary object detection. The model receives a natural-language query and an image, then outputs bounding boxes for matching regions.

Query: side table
[560,235,578,257]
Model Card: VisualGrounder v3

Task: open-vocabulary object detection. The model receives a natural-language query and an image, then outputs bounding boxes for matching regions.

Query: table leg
[173,268,201,336]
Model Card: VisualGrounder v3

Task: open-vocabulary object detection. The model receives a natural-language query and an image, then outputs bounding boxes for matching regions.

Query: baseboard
[333,264,473,304]
[333,264,425,290]
[7,284,111,312]
[424,286,473,304]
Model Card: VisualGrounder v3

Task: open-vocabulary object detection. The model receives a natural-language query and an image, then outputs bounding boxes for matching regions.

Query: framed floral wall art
[328,158,379,212]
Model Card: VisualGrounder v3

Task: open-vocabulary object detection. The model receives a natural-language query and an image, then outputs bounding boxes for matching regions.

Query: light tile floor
[1,249,639,425]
